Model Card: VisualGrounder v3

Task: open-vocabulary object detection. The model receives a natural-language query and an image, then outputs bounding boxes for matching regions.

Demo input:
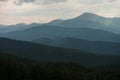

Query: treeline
[0,53,120,80]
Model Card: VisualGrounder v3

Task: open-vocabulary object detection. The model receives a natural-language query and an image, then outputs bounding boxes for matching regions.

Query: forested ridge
[0,52,120,80]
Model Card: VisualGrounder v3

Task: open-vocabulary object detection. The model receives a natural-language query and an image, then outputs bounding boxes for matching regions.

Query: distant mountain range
[48,19,64,25]
[0,12,120,68]
[0,23,42,33]
[0,13,120,42]
[32,37,120,55]
[49,12,120,34]
[0,38,120,67]
[0,12,120,34]
[0,13,120,65]
[1,25,120,43]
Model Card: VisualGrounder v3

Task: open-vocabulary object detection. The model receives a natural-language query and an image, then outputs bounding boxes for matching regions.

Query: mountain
[1,12,120,34]
[0,24,8,28]
[0,52,35,64]
[46,13,120,34]
[0,23,28,33]
[0,38,120,66]
[48,19,64,25]
[35,37,120,55]
[32,38,55,44]
[0,23,42,33]
[28,23,42,27]
[102,18,120,34]
[77,13,105,21]
[1,25,120,43]
[58,13,106,28]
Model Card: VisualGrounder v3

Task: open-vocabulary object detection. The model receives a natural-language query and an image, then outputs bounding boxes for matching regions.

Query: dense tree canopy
[0,52,120,80]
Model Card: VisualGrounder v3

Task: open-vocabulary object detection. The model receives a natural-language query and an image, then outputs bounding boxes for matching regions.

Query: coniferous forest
[0,52,120,80]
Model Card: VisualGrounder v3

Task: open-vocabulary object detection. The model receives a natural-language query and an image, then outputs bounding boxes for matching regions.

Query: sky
[0,0,120,25]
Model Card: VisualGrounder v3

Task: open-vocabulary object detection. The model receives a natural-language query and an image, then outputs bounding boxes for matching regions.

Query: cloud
[0,0,8,2]
[14,0,35,5]
[78,0,118,5]
[78,0,103,4]
[107,0,117,2]
[103,0,118,3]
[14,0,67,5]
[0,0,120,25]
[36,0,67,4]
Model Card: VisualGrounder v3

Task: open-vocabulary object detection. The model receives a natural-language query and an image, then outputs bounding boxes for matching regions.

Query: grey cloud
[0,0,8,2]
[107,0,117,2]
[78,0,118,5]
[14,0,35,5]
[37,0,67,4]
[79,0,103,4]
[14,0,67,5]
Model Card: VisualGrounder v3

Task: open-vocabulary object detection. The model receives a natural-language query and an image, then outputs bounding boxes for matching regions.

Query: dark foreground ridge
[0,52,120,80]
[0,38,120,67]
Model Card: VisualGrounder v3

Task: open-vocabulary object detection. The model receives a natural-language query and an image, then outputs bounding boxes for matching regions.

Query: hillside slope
[0,38,120,66]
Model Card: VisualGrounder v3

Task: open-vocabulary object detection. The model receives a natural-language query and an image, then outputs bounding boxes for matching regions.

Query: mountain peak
[48,19,64,25]
[81,12,97,16]
[75,12,105,21]
[81,12,103,18]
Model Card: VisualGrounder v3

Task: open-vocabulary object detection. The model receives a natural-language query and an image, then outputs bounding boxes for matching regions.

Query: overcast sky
[0,0,120,25]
